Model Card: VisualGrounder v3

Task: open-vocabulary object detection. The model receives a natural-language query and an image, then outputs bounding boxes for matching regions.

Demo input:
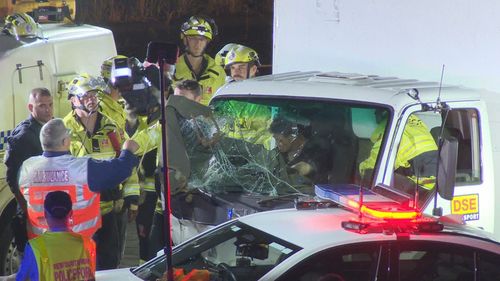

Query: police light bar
[315,184,420,220]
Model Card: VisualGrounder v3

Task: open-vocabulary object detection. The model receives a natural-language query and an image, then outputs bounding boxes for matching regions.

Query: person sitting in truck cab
[359,110,438,195]
[269,116,331,185]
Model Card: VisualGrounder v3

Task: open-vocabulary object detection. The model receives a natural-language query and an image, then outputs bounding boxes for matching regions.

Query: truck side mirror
[436,135,458,200]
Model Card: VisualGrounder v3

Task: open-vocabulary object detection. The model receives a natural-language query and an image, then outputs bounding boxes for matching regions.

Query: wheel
[217,262,237,281]
[0,222,20,275]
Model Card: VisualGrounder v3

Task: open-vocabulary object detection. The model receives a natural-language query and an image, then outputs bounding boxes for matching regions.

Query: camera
[110,57,159,116]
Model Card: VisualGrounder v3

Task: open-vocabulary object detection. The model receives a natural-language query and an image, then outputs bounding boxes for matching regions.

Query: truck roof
[214,71,490,109]
[0,23,113,58]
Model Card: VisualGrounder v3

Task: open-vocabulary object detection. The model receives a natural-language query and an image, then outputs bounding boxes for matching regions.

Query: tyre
[0,221,20,275]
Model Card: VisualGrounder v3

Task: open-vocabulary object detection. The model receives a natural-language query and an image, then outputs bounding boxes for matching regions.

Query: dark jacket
[5,115,43,193]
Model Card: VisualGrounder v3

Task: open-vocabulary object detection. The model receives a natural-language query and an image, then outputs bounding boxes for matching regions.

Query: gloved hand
[290,161,313,176]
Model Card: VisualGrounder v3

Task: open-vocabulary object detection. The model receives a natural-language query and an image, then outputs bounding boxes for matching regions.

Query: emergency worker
[15,191,96,281]
[99,55,128,129]
[63,74,140,270]
[17,119,138,253]
[224,44,260,81]
[4,87,53,254]
[100,55,160,263]
[173,16,226,105]
[269,116,331,185]
[2,12,40,38]
[359,111,438,196]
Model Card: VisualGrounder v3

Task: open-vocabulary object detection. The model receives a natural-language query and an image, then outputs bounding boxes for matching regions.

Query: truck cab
[208,71,499,242]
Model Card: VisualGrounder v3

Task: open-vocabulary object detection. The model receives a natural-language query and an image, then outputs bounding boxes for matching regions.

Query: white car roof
[213,71,496,109]
[237,206,499,251]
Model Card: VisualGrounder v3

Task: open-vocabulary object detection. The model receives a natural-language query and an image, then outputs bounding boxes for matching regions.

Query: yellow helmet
[101,55,128,82]
[215,43,238,67]
[224,45,260,69]
[180,16,217,40]
[3,13,39,38]
[67,73,106,99]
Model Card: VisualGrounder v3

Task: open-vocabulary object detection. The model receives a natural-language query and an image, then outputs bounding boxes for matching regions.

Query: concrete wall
[273,0,500,92]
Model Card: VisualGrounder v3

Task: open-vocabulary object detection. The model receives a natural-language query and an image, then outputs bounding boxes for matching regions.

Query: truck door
[11,60,52,127]
[386,104,490,234]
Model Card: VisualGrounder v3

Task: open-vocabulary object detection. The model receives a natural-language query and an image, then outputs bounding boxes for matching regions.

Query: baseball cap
[44,191,72,219]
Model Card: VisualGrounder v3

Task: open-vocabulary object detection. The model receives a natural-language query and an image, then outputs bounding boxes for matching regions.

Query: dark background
[75,0,274,74]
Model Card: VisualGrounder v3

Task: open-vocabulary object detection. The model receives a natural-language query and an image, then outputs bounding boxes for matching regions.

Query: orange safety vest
[29,231,96,281]
[19,154,101,239]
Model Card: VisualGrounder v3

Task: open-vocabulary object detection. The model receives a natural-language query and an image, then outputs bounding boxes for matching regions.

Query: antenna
[436,64,445,110]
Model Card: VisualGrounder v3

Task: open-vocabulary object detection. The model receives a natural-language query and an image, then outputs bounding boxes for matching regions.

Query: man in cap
[15,191,96,281]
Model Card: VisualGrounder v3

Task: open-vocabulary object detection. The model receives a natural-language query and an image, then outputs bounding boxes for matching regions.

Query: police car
[97,184,500,281]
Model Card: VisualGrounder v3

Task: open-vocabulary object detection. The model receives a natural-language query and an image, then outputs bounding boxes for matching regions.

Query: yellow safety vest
[97,91,127,130]
[63,111,140,214]
[173,54,226,106]
[29,231,96,281]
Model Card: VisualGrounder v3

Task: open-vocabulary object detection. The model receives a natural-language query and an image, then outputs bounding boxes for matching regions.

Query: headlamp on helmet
[215,43,238,67]
[67,74,106,100]
[180,16,217,40]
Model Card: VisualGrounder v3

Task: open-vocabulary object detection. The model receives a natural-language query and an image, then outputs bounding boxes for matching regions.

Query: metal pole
[158,59,174,281]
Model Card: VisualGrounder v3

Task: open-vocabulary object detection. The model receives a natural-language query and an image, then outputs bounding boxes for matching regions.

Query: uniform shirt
[5,115,43,193]
[173,54,226,106]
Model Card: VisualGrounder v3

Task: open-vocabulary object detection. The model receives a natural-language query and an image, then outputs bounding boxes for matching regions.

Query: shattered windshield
[182,97,389,198]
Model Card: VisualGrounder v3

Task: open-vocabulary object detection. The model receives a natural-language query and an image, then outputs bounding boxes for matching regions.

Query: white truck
[0,19,116,275]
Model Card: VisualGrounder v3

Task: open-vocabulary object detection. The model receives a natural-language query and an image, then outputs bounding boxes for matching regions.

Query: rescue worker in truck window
[173,15,226,106]
[4,88,53,255]
[359,110,438,202]
[14,191,96,281]
[63,74,141,270]
[17,118,139,241]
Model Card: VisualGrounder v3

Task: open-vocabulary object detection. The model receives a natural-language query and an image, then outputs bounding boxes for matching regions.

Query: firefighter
[15,191,96,281]
[4,88,53,255]
[2,12,40,38]
[215,43,238,82]
[63,74,140,270]
[224,44,261,81]
[100,55,161,264]
[359,111,438,195]
[173,15,226,105]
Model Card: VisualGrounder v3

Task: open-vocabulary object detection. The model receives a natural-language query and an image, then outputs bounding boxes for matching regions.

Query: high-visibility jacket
[216,100,274,149]
[19,155,101,239]
[30,231,96,281]
[97,91,127,130]
[63,111,140,214]
[173,54,226,106]
[360,114,438,190]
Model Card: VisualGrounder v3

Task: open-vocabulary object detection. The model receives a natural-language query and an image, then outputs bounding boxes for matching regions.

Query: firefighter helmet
[3,13,39,37]
[215,43,239,67]
[101,55,128,82]
[180,16,217,40]
[67,73,106,99]
[224,45,261,69]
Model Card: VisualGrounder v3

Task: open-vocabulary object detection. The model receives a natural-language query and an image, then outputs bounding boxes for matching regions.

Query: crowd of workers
[1,13,262,281]
[1,12,439,281]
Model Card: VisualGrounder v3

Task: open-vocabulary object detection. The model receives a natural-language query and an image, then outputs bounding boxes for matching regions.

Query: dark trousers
[94,211,120,270]
[116,206,128,264]
[148,212,165,259]
[135,191,158,261]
